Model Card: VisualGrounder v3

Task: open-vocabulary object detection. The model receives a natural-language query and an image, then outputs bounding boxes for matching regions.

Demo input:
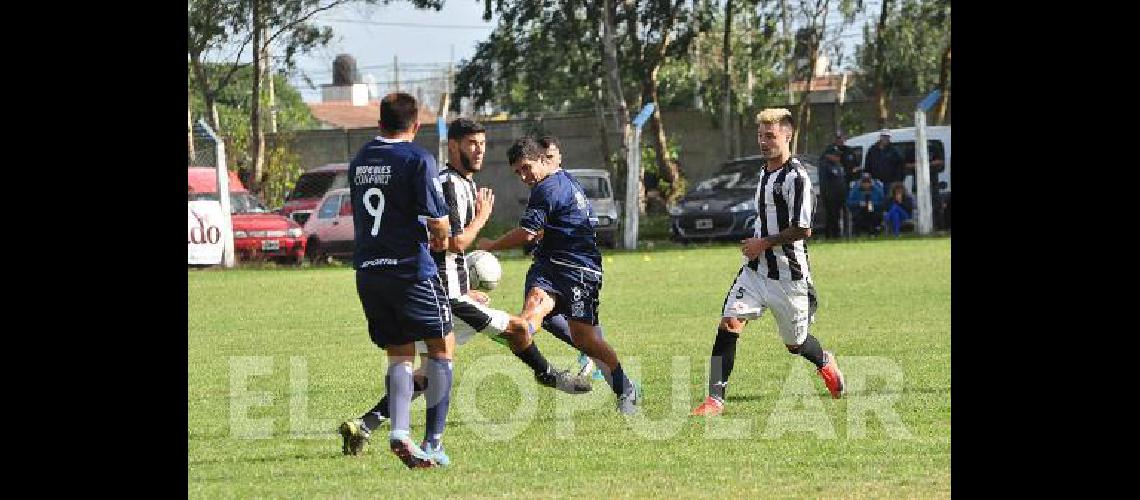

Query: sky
[282,1,499,103]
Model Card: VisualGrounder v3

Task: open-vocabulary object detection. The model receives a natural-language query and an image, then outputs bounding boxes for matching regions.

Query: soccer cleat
[577,352,605,381]
[616,382,641,415]
[536,368,593,394]
[691,395,725,416]
[389,436,436,469]
[818,351,846,399]
[420,441,451,467]
[338,419,370,456]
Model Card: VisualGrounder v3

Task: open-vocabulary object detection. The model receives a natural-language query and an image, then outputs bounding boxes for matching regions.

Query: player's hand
[741,237,770,260]
[475,188,495,218]
[467,289,490,305]
[429,235,448,251]
[476,237,494,251]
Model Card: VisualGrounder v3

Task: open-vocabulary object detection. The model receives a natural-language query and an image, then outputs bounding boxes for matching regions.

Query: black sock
[793,334,828,369]
[361,376,428,431]
[514,342,551,375]
[709,328,739,401]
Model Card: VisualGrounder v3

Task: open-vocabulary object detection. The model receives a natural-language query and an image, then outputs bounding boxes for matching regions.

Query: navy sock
[709,328,739,401]
[423,358,453,448]
[542,314,577,349]
[515,342,551,375]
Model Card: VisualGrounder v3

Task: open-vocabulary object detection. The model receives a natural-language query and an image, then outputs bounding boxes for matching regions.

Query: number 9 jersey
[349,136,450,281]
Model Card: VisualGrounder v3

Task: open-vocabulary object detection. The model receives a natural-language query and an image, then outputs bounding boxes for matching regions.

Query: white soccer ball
[466,250,502,291]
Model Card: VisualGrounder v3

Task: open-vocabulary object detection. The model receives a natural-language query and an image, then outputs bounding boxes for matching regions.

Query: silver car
[566,169,621,248]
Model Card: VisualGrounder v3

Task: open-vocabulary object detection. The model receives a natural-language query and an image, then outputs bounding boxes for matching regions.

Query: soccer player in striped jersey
[339,119,592,460]
[692,108,846,417]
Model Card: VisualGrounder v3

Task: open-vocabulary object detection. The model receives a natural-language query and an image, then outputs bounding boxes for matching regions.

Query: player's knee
[719,317,744,333]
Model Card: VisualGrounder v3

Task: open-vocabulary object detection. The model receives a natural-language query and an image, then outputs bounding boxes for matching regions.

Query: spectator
[905,142,946,211]
[865,129,905,187]
[847,173,885,236]
[818,131,850,239]
[883,182,915,236]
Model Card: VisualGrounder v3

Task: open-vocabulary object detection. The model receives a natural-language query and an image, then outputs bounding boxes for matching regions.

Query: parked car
[302,187,355,264]
[668,155,823,243]
[188,167,306,264]
[280,163,349,227]
[565,168,621,248]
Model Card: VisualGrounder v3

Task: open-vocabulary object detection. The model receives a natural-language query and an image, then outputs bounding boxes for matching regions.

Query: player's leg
[693,267,763,416]
[419,334,455,465]
[768,278,845,399]
[385,341,436,468]
[360,353,428,435]
[542,313,605,380]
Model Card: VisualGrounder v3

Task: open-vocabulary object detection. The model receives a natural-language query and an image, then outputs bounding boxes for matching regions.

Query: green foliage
[853,0,950,100]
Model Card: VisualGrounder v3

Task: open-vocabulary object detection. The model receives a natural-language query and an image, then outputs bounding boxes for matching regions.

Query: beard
[460,150,482,173]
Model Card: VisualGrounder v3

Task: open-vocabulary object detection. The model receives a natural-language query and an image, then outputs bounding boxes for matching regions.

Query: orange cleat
[691,395,725,416]
[818,351,846,399]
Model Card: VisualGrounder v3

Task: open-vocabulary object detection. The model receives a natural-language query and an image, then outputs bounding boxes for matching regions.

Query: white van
[844,125,951,195]
[844,125,951,229]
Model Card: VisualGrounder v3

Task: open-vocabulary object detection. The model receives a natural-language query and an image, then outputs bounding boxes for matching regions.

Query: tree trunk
[721,0,734,160]
[601,0,631,166]
[249,5,266,194]
[874,0,891,130]
[189,53,221,133]
[644,72,685,205]
[593,78,613,173]
[793,0,828,154]
[780,0,793,104]
[188,86,195,166]
[936,46,950,125]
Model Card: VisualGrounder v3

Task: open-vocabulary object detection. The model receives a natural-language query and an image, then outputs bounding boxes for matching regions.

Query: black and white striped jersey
[435,165,478,298]
[748,156,814,281]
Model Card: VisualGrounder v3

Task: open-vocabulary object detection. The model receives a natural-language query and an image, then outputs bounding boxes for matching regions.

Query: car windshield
[287,172,336,200]
[576,176,611,198]
[189,192,268,214]
[694,160,764,192]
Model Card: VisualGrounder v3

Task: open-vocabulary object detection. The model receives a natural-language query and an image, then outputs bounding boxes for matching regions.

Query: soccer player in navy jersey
[339,92,455,468]
[479,137,640,414]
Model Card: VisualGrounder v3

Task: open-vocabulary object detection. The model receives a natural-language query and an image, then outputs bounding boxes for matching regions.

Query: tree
[852,0,950,128]
[456,0,712,206]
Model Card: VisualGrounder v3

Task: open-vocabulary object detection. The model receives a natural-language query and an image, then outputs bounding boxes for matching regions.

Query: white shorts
[416,294,511,354]
[721,266,812,345]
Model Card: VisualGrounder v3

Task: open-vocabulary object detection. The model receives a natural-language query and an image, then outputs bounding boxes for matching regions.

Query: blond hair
[756,108,794,126]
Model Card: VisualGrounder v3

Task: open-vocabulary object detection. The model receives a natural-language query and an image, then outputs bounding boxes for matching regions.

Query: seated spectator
[884,182,915,236]
[847,173,885,236]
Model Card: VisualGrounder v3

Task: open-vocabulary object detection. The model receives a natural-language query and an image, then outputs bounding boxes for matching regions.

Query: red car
[279,163,349,227]
[188,167,306,265]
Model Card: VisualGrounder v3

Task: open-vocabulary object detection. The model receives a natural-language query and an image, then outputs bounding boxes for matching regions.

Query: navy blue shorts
[523,262,602,326]
[355,271,452,348]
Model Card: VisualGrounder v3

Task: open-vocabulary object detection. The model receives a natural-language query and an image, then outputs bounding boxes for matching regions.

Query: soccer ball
[466,250,502,291]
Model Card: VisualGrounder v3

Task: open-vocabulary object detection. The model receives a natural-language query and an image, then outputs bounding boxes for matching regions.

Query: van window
[890,140,945,164]
[289,172,337,200]
[577,176,611,198]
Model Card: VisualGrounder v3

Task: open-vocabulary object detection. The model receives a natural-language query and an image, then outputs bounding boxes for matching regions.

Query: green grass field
[188,237,950,498]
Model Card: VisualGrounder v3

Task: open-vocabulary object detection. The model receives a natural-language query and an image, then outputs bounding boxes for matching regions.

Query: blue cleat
[577,352,605,381]
[421,441,451,467]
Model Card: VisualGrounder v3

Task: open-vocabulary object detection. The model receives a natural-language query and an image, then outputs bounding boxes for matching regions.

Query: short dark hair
[507,137,545,165]
[447,117,486,141]
[379,92,419,132]
[537,135,560,149]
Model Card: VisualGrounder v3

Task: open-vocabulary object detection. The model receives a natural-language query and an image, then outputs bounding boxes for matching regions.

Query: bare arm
[426,215,450,251]
[741,226,811,260]
[449,188,494,253]
[478,227,538,252]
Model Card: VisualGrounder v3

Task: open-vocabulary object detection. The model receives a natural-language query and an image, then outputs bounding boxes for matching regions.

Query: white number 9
[364,188,385,236]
